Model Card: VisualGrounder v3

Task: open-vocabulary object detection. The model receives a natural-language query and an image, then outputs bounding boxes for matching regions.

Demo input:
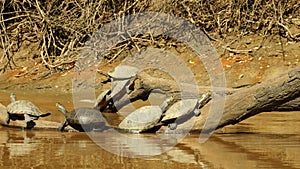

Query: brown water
[0,91,300,169]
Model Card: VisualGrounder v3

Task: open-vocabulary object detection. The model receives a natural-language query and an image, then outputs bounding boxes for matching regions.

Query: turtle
[56,102,108,132]
[93,89,112,111]
[118,96,174,133]
[160,92,212,130]
[99,65,139,111]
[108,65,139,80]
[6,92,51,129]
[108,65,139,99]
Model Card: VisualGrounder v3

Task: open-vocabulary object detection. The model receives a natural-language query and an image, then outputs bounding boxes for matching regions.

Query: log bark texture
[194,67,300,131]
[114,67,300,132]
[1,67,299,132]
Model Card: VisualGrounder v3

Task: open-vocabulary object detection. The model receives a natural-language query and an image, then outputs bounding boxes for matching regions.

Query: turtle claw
[168,123,177,130]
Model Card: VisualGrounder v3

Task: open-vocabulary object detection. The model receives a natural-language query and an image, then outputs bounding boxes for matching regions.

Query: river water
[0,91,299,168]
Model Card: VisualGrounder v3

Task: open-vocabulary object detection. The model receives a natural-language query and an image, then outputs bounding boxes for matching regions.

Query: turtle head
[10,92,16,103]
[197,92,212,109]
[56,102,68,115]
[159,95,175,111]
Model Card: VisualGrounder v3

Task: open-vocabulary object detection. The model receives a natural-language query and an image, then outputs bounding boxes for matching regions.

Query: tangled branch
[0,0,299,73]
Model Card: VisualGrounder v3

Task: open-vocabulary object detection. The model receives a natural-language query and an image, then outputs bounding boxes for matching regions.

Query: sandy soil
[0,34,299,91]
[0,33,299,130]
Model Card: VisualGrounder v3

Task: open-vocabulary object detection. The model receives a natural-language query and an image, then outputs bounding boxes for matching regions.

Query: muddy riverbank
[0,38,299,169]
[0,33,299,131]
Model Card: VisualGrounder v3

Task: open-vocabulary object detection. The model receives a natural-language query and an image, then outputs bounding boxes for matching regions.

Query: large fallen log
[194,67,300,132]
[1,67,298,133]
[275,97,300,111]
[112,67,300,132]
[111,71,236,109]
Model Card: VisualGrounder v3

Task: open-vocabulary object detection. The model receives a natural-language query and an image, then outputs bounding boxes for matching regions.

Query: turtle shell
[108,65,139,80]
[7,100,44,117]
[66,108,107,131]
[110,79,130,98]
[67,108,105,124]
[161,99,198,123]
[118,106,162,132]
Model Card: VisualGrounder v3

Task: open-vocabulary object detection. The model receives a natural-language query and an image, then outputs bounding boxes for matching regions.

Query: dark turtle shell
[66,108,107,132]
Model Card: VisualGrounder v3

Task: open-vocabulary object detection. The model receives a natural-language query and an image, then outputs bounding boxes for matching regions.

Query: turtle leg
[125,85,131,94]
[94,90,112,111]
[6,113,11,124]
[24,114,36,129]
[126,79,135,94]
[168,123,177,130]
[58,120,68,132]
[193,109,201,117]
[26,121,36,129]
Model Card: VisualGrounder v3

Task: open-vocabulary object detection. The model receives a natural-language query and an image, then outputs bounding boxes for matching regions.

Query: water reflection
[89,131,181,158]
[6,131,37,157]
[0,125,299,168]
[0,90,299,168]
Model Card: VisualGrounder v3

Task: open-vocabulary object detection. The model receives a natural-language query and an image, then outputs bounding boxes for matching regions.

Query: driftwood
[1,67,298,132]
[275,97,300,111]
[112,67,300,132]
[111,71,236,109]
[194,67,300,132]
